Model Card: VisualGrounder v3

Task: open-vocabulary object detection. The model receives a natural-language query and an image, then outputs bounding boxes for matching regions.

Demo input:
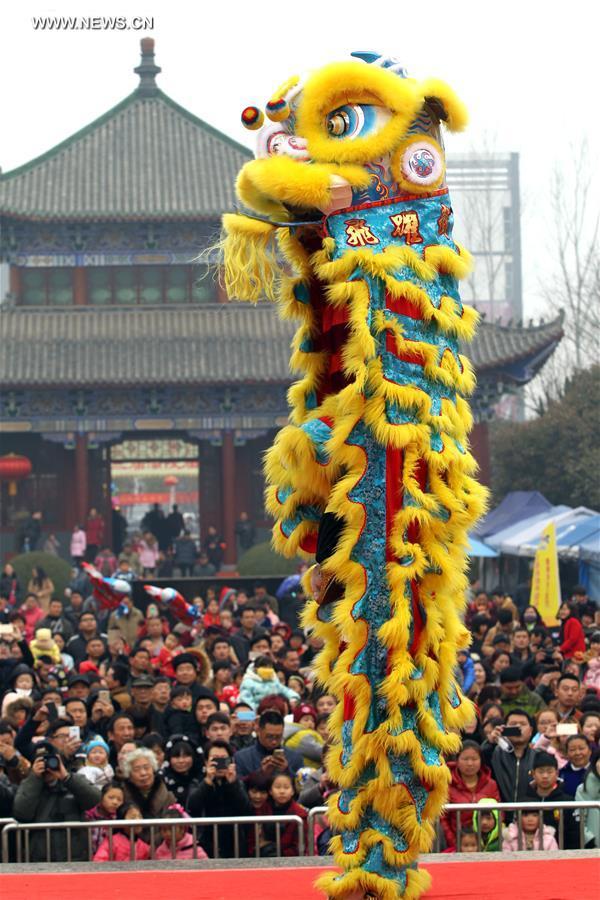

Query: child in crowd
[503,810,559,851]
[245,771,270,811]
[249,772,308,857]
[471,803,501,851]
[238,656,300,710]
[163,685,195,734]
[93,801,150,861]
[203,597,222,629]
[78,737,115,787]
[154,805,208,860]
[458,828,480,853]
[85,781,125,855]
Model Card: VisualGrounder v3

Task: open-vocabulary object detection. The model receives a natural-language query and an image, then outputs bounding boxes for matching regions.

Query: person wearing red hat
[293,704,318,729]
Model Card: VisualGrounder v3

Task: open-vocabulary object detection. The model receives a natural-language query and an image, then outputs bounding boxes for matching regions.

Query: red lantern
[164,475,179,487]
[0,453,32,496]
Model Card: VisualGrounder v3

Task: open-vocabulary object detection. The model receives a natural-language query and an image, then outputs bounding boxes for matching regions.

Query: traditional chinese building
[0,40,563,563]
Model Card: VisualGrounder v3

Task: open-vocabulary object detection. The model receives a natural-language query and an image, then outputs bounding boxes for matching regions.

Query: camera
[214,756,231,771]
[44,752,61,772]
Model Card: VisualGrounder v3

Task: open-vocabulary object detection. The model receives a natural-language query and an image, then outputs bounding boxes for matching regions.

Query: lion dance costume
[221,52,487,900]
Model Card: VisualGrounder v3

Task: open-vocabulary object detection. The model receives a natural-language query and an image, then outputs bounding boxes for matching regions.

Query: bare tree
[527,141,600,414]
[451,133,510,317]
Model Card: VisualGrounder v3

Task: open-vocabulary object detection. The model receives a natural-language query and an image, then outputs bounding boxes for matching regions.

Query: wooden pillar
[75,434,89,526]
[9,265,21,302]
[221,430,237,566]
[471,421,492,488]
[73,267,87,306]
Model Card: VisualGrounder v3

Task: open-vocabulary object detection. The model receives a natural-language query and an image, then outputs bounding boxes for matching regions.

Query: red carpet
[1,857,598,899]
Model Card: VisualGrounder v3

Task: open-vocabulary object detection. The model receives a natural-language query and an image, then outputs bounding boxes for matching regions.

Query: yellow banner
[530,522,561,625]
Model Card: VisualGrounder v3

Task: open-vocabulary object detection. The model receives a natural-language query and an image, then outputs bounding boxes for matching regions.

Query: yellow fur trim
[420,77,468,132]
[236,156,371,218]
[297,61,423,165]
[317,864,431,900]
[268,74,300,106]
[221,213,279,301]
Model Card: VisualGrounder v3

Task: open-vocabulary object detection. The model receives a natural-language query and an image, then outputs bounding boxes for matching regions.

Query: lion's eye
[325,104,391,140]
[327,110,352,136]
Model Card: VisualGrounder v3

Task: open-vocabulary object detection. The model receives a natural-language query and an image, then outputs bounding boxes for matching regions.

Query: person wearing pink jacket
[502,810,559,851]
[70,524,87,566]
[93,802,150,861]
[153,806,208,860]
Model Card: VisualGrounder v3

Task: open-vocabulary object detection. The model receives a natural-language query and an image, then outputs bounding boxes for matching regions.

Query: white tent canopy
[488,506,597,557]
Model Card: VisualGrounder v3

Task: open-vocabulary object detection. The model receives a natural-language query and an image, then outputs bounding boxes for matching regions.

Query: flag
[530,522,561,625]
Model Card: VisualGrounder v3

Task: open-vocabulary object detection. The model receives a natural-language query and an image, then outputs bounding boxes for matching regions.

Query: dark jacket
[38,614,74,642]
[187,777,252,857]
[560,762,589,798]
[122,775,176,820]
[481,741,537,803]
[248,798,308,857]
[234,740,303,779]
[0,572,21,605]
[0,641,34,695]
[13,771,100,861]
[524,782,580,849]
[174,536,197,566]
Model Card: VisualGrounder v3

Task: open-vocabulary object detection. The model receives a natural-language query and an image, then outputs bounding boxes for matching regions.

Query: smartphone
[98,690,111,704]
[46,702,58,721]
[273,748,286,760]
[57,705,66,718]
[236,710,256,722]
[503,726,522,737]
[0,624,13,636]
[556,723,579,736]
[68,725,81,741]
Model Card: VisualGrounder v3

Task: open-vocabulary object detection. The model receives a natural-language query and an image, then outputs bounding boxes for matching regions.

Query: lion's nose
[268,132,310,161]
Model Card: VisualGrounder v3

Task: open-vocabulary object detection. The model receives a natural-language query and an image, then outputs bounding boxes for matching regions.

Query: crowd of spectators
[0,563,598,861]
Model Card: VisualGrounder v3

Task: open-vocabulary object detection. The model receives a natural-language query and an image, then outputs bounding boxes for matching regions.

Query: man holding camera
[13,719,100,861]
[233,710,303,779]
[187,739,251,857]
[481,708,537,802]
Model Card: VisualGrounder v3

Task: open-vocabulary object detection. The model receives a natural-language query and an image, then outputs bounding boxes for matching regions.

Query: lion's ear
[420,78,468,132]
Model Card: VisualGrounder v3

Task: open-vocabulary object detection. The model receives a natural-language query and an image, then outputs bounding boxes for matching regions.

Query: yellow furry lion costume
[222,52,487,900]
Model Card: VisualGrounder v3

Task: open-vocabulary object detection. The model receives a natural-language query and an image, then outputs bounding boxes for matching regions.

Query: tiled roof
[0,305,564,389]
[0,92,251,221]
[466,310,564,374]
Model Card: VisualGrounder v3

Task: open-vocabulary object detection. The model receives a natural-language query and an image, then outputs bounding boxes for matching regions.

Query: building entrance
[110,438,200,540]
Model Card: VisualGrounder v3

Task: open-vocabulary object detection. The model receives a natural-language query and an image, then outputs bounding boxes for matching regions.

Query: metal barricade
[1,814,305,865]
[307,800,600,854]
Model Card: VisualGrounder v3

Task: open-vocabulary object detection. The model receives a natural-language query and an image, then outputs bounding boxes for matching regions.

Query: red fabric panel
[385,446,404,563]
[385,291,425,320]
[3,858,598,900]
[299,532,318,554]
[343,691,356,722]
[385,332,426,366]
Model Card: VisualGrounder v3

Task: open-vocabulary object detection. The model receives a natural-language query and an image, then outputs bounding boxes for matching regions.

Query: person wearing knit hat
[172,651,212,703]
[285,703,324,770]
[292,704,317,728]
[78,736,115,787]
[30,628,62,666]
